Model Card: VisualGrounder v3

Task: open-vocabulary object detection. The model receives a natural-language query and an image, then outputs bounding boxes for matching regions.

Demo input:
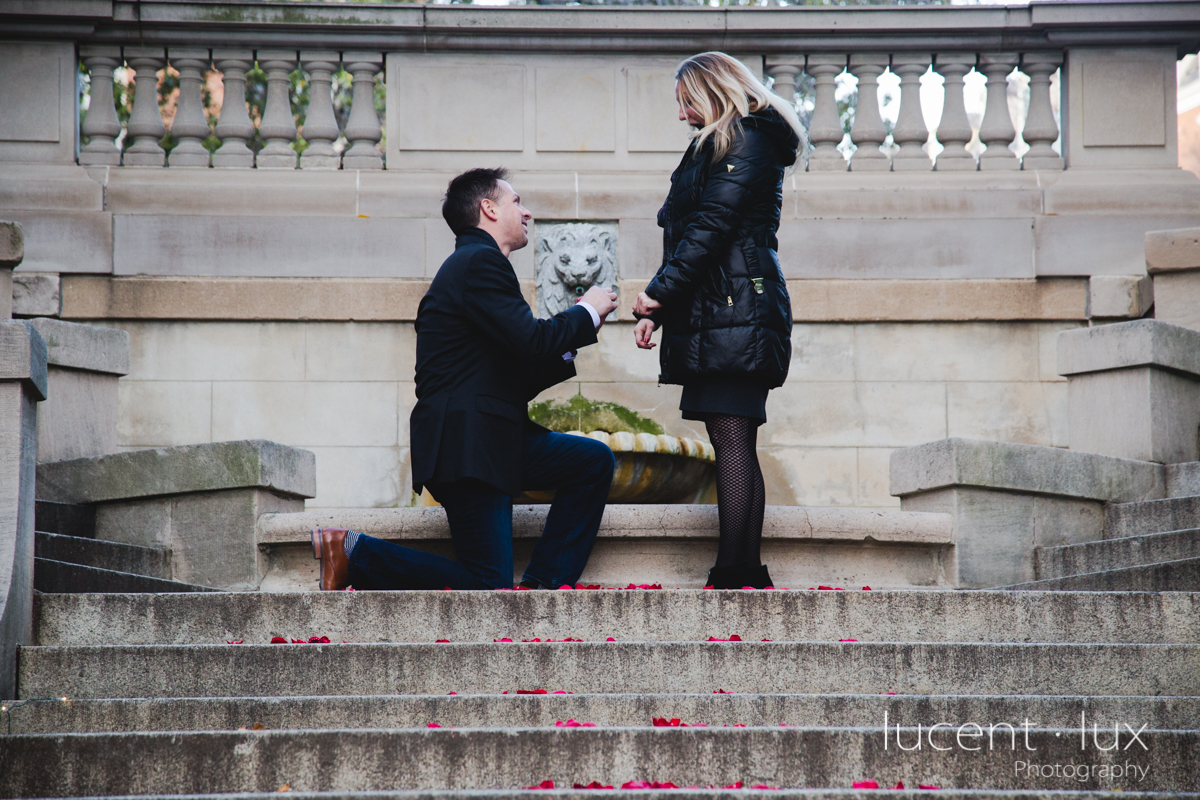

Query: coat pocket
[476,394,524,422]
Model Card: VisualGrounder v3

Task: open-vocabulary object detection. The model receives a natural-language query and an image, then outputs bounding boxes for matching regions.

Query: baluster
[978,52,1020,170]
[806,54,847,172]
[78,45,122,166]
[299,51,342,170]
[122,47,167,167]
[342,52,384,170]
[764,57,803,105]
[934,52,977,171]
[1021,51,1064,170]
[890,52,932,171]
[847,53,890,172]
[212,50,255,168]
[256,49,299,169]
[167,48,212,168]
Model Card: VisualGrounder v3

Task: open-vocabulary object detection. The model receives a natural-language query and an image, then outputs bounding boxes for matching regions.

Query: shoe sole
[311,528,325,589]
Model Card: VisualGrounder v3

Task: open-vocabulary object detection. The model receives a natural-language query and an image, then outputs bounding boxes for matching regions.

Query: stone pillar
[933,53,977,171]
[28,319,129,463]
[847,53,890,172]
[1146,227,1200,332]
[167,48,212,168]
[804,54,847,172]
[0,320,47,700]
[122,47,167,167]
[212,51,256,168]
[341,52,384,170]
[978,52,1020,170]
[1058,320,1200,464]
[78,46,123,167]
[890,53,932,171]
[299,51,343,170]
[764,57,802,105]
[255,50,299,170]
[1021,51,1064,170]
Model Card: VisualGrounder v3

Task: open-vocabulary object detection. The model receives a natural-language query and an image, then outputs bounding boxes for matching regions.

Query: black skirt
[679,379,769,424]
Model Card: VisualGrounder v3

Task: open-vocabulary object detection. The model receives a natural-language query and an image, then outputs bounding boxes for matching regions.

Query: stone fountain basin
[519,430,716,505]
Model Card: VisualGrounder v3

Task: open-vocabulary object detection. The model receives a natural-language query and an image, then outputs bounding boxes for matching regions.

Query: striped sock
[343,529,362,559]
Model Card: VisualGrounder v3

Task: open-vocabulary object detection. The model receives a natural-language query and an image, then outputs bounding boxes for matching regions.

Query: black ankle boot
[745,563,774,590]
[706,561,772,590]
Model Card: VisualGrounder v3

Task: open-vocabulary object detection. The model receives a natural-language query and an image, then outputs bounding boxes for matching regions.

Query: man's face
[485,180,532,252]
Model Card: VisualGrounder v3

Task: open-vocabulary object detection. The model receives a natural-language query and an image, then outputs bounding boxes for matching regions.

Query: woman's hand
[634,318,658,350]
[633,291,663,317]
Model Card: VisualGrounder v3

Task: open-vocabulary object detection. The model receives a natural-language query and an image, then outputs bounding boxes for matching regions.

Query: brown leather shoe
[311,528,350,591]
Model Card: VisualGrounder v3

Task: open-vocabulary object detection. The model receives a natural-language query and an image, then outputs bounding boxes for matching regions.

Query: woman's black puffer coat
[643,106,798,389]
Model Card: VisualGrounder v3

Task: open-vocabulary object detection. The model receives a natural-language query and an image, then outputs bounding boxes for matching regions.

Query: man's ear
[479,197,500,223]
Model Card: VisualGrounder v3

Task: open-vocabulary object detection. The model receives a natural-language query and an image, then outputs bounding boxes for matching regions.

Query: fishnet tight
[705,414,765,568]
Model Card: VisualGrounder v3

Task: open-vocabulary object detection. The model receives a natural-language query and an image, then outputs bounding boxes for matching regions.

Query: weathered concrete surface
[1087,274,1153,319]
[8,691,1199,735]
[19,641,1200,699]
[36,367,119,462]
[1,727,1195,796]
[34,531,171,578]
[34,590,1200,647]
[1107,496,1200,540]
[28,317,128,375]
[11,272,60,318]
[1003,557,1200,592]
[890,438,1165,502]
[1166,462,1200,498]
[262,505,954,545]
[36,440,316,504]
[1145,226,1200,273]
[1035,528,1200,580]
[0,220,22,321]
[0,322,44,699]
[0,793,1181,800]
[32,558,216,594]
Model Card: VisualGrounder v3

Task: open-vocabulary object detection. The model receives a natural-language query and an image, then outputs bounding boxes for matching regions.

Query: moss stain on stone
[528,393,664,436]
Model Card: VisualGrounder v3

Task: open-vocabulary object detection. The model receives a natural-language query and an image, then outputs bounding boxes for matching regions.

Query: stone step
[0,727,1194,796]
[1004,557,1200,593]
[34,499,96,538]
[1035,528,1200,579]
[0,793,1187,800]
[19,641,1200,699]
[257,505,955,591]
[1107,495,1200,540]
[33,590,1200,647]
[6,692,1199,735]
[33,559,215,594]
[35,531,172,578]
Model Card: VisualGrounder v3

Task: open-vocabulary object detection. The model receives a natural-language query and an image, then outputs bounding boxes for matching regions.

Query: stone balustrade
[78,46,384,171]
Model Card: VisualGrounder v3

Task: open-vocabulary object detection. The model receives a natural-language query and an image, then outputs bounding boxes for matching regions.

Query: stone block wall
[102,316,1079,512]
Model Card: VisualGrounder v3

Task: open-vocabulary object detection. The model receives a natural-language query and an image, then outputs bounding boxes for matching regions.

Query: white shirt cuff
[577,301,602,330]
[561,351,576,361]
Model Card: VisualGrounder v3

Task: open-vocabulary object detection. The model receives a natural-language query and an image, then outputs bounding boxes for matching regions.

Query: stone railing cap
[37,440,317,504]
[1057,319,1200,379]
[1145,226,1200,274]
[889,437,1165,502]
[28,318,129,376]
[0,320,48,401]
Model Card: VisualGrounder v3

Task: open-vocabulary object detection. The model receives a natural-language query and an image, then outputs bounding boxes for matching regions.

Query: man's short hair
[442,167,509,236]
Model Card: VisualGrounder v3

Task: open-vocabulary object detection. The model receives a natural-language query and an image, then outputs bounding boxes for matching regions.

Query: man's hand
[579,285,618,324]
[633,291,662,317]
[634,318,657,350]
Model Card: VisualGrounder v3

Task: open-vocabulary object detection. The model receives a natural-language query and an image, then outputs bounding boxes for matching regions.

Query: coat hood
[741,106,802,167]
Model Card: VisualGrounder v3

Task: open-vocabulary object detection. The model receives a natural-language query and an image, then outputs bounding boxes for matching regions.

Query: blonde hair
[675,51,806,164]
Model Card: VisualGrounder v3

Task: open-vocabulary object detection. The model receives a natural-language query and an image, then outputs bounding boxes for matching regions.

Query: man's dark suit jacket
[410,227,599,497]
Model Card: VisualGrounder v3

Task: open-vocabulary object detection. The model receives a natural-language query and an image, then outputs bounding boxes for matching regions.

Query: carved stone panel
[536,222,618,320]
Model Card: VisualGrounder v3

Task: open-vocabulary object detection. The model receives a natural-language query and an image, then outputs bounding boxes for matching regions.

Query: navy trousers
[347,429,615,590]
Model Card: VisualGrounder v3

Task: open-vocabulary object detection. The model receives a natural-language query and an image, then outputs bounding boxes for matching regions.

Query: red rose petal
[427,722,441,728]
[839,638,858,642]
[226,640,244,645]
[728,634,742,641]
[863,586,872,591]
[573,782,613,789]
[525,780,555,790]
[493,638,513,642]
[435,639,450,643]
[713,688,731,694]
[723,783,743,790]
[517,689,548,695]
[308,636,331,644]
[818,585,833,590]
[852,781,880,789]
[443,586,452,591]
[606,637,616,641]
[270,636,287,644]
[919,784,941,790]
[893,781,905,789]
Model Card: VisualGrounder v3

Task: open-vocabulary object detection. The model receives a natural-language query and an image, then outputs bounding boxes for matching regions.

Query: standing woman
[632,52,803,590]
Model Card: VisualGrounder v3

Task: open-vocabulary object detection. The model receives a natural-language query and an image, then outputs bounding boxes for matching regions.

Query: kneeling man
[313,168,618,590]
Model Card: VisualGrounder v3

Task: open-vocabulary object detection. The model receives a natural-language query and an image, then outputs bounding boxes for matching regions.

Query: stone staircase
[2,589,1198,797]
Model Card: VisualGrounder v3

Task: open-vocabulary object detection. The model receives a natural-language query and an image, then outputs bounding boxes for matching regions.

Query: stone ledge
[0,219,23,267]
[37,440,316,505]
[0,320,48,400]
[889,438,1166,502]
[1057,318,1200,378]
[65,275,1089,323]
[28,318,128,375]
[256,504,954,546]
[1145,226,1200,273]
[12,273,60,318]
